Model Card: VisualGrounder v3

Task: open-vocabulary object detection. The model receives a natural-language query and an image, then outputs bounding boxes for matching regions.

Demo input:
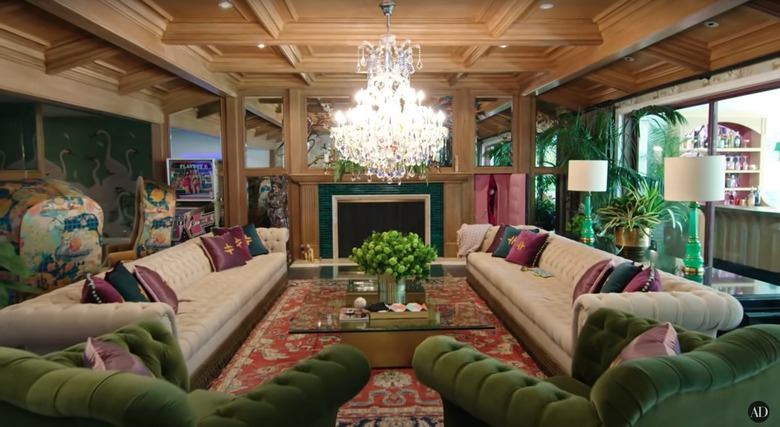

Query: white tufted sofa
[467,226,744,375]
[0,227,289,386]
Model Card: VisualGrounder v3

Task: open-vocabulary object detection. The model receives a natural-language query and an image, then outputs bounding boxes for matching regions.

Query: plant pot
[614,227,651,262]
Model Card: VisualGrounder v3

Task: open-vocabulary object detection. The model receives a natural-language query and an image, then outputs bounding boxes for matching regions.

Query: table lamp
[567,160,608,246]
[664,155,726,281]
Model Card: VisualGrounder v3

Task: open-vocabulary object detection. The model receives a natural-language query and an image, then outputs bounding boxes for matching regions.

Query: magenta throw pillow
[572,259,611,304]
[623,267,662,292]
[611,322,680,367]
[134,265,179,313]
[213,226,252,262]
[84,337,153,377]
[589,263,615,294]
[81,274,124,304]
[201,234,247,272]
[504,231,549,267]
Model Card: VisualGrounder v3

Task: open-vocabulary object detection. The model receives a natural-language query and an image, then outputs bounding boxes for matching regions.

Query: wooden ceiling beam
[276,44,302,68]
[28,0,237,97]
[210,55,549,73]
[448,72,466,87]
[245,97,283,126]
[584,69,636,93]
[162,87,219,115]
[463,46,490,68]
[162,20,602,46]
[299,72,314,86]
[522,0,750,96]
[644,36,711,72]
[44,36,121,75]
[118,66,178,95]
[746,0,780,20]
[245,0,286,38]
[485,0,538,38]
[196,100,222,118]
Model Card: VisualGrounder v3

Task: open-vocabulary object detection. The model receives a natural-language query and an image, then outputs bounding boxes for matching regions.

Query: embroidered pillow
[600,262,643,293]
[623,267,662,292]
[505,231,549,267]
[485,225,507,253]
[105,262,150,302]
[611,322,680,367]
[134,265,179,313]
[84,337,153,377]
[201,234,247,271]
[81,274,124,304]
[241,224,269,256]
[491,226,522,258]
[213,226,252,261]
[572,259,611,304]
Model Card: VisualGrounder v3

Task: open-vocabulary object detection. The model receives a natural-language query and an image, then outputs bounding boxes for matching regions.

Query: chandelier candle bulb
[330,0,448,184]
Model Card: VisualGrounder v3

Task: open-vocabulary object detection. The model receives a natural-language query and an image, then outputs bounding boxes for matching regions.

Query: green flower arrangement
[349,231,437,281]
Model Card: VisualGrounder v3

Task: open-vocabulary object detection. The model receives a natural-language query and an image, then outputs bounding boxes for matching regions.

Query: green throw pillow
[491,226,522,258]
[105,262,150,302]
[242,224,269,256]
[600,262,643,293]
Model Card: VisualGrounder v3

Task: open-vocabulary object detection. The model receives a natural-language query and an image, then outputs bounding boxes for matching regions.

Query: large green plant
[596,178,685,235]
[0,239,40,308]
[349,231,437,281]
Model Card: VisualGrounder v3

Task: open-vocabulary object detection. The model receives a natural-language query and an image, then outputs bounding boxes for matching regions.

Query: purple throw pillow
[505,231,549,267]
[81,274,124,304]
[611,322,680,367]
[134,265,179,313]
[485,225,507,253]
[84,337,153,377]
[213,226,252,262]
[572,259,611,304]
[201,234,247,272]
[623,267,662,292]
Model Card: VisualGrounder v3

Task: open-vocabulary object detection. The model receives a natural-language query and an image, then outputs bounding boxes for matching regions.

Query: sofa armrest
[572,289,743,345]
[0,302,177,354]
[412,336,601,427]
[257,227,289,254]
[0,347,195,427]
[191,344,370,426]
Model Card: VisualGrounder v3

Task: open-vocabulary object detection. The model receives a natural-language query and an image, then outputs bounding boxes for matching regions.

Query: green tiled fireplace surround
[318,183,444,258]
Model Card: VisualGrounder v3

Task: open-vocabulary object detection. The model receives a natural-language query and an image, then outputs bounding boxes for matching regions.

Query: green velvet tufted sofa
[413,308,780,427]
[0,320,370,427]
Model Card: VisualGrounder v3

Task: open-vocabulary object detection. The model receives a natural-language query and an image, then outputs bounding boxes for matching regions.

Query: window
[475,96,512,167]
[244,96,284,169]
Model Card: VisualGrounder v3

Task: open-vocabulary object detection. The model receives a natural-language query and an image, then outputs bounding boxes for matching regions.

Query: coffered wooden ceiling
[3,0,780,112]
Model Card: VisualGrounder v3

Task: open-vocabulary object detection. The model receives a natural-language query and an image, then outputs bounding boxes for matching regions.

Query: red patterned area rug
[209,277,544,426]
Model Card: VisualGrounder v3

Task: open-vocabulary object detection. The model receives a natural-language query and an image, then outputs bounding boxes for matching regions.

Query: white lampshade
[567,160,608,192]
[664,155,726,202]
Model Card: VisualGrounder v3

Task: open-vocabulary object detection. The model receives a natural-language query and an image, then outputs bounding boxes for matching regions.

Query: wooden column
[150,117,170,182]
[220,96,246,226]
[443,182,464,257]
[300,183,320,259]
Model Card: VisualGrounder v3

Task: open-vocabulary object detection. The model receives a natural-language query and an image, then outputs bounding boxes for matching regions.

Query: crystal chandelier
[331,0,448,183]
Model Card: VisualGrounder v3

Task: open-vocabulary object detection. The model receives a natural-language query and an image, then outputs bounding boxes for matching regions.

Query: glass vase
[377,274,406,305]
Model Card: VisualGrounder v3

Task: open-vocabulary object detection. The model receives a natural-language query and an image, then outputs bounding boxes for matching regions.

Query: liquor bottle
[754,187,761,206]
[733,134,741,148]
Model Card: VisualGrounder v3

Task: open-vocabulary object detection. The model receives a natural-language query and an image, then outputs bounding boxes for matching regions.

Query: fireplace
[332,195,430,258]
[317,183,444,259]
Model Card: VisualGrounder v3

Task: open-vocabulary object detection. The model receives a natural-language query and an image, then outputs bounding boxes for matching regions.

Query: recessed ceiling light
[218,1,233,9]
[257,43,266,48]
[499,44,508,48]
[623,56,635,62]
[704,21,719,28]
[539,3,554,9]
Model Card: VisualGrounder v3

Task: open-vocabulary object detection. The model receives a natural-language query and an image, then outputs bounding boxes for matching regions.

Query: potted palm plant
[596,178,685,260]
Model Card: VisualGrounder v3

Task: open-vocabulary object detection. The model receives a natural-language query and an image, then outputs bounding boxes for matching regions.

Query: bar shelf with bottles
[716,122,761,207]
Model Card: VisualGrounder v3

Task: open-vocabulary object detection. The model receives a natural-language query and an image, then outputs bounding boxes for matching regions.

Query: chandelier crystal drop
[330,0,448,183]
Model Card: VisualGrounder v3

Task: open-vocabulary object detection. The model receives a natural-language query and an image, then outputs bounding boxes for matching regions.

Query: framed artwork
[166,159,217,201]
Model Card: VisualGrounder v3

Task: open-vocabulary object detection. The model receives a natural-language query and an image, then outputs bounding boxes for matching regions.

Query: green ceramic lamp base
[682,202,704,283]
[579,192,595,247]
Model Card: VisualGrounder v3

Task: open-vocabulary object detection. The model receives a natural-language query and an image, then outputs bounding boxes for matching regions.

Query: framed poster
[167,159,217,201]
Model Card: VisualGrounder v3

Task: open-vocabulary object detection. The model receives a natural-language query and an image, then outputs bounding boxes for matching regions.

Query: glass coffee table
[288,276,494,368]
